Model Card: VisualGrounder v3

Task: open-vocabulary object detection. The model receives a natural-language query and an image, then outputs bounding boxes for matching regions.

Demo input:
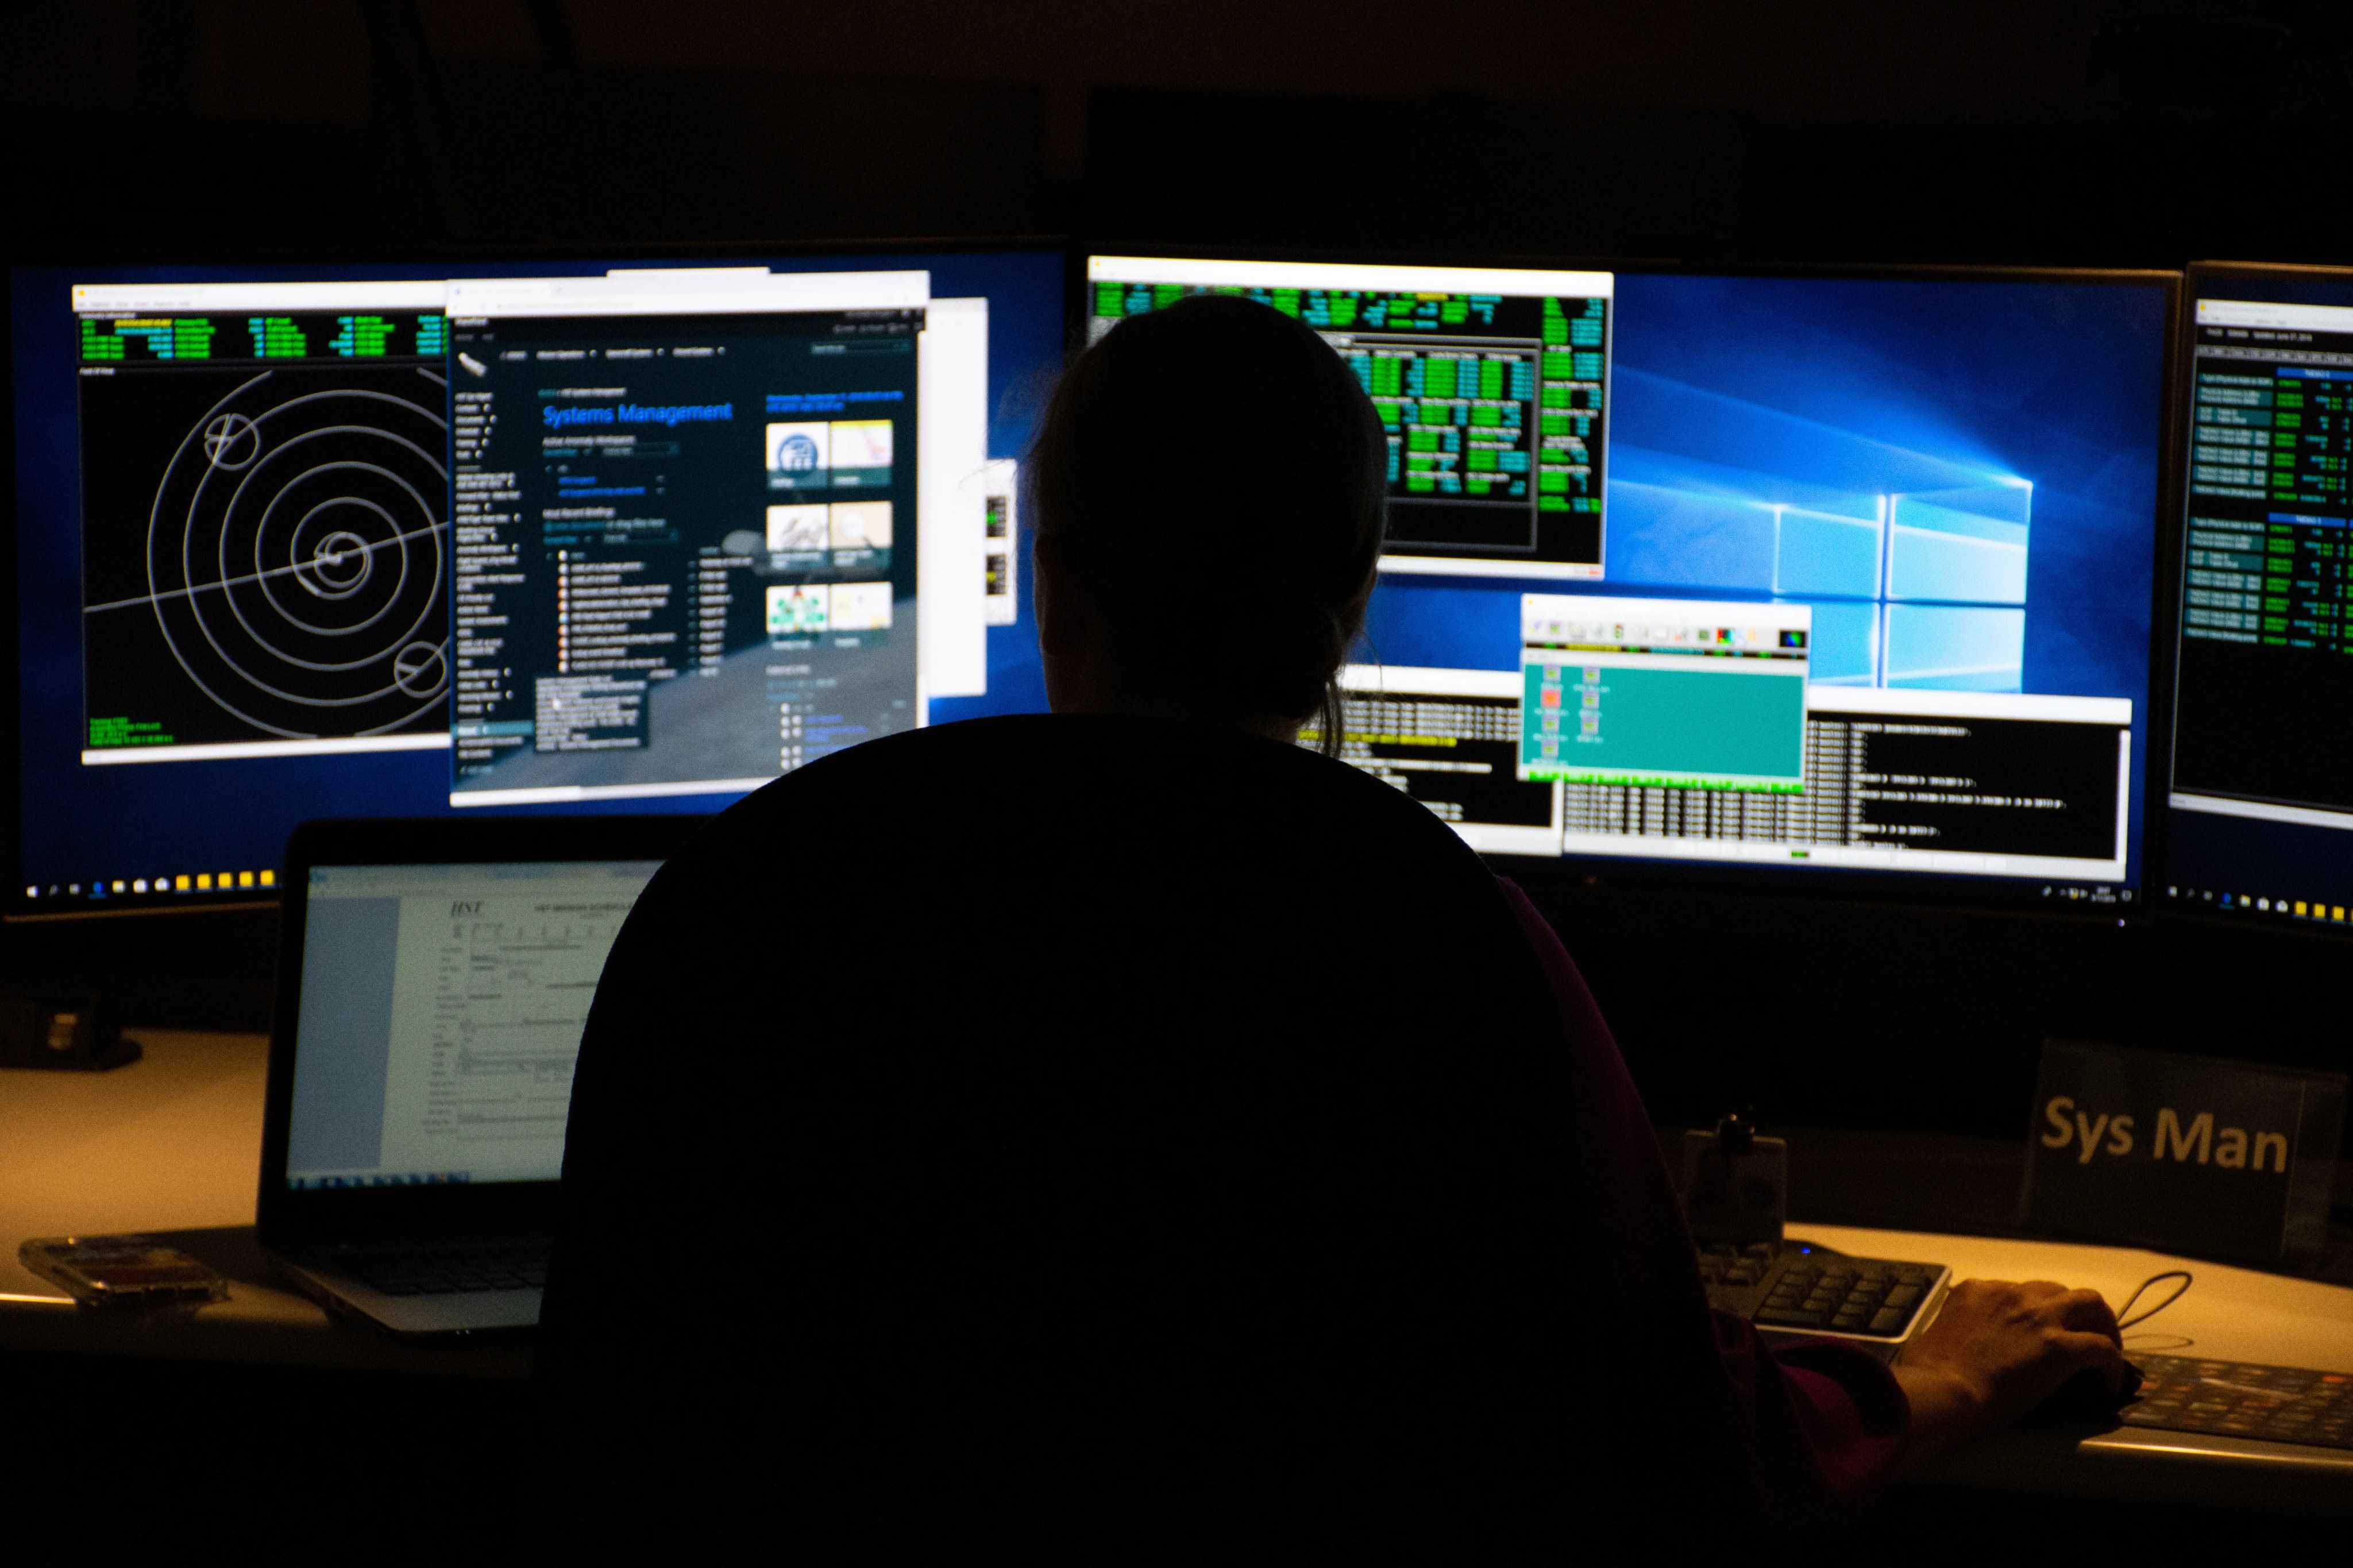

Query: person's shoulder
[705,714,1058,814]
[757,712,1091,782]
[713,713,1437,813]
[686,712,1490,879]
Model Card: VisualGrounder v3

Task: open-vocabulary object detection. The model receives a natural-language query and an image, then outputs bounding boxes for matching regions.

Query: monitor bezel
[2152,259,2353,942]
[3,234,1066,923]
[253,812,708,1252]
[1074,242,2188,921]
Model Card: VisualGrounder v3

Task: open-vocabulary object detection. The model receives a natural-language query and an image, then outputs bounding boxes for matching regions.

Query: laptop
[257,816,702,1334]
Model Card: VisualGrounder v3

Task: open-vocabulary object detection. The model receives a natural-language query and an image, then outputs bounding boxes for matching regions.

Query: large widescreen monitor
[2157,261,2353,934]
[8,248,1062,917]
[1089,254,2177,911]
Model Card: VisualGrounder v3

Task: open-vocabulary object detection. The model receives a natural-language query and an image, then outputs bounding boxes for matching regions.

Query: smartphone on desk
[19,1236,230,1308]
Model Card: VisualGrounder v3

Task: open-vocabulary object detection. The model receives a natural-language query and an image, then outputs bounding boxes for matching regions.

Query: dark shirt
[1494,876,1909,1516]
[545,714,1904,1548]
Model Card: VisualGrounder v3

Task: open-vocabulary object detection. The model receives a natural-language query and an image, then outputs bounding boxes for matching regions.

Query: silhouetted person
[545,296,2125,1551]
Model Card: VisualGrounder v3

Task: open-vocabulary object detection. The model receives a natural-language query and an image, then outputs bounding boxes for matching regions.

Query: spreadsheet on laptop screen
[283,860,660,1188]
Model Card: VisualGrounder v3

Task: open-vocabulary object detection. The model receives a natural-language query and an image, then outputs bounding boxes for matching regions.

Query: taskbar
[15,867,280,918]
[2163,882,2353,935]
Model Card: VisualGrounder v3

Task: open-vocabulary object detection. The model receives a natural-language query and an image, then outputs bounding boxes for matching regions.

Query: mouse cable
[2115,1270,2192,1330]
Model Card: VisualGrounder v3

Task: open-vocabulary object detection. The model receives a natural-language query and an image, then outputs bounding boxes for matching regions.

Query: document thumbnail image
[765,503,830,552]
[829,501,892,551]
[828,420,894,486]
[764,581,894,638]
[766,422,830,490]
[830,582,893,632]
[766,584,830,636]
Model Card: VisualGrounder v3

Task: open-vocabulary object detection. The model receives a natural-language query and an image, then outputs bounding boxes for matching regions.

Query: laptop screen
[284,859,661,1188]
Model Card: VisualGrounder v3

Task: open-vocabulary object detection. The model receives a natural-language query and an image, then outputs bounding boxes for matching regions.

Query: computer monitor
[1088,255,2177,910]
[7,247,1061,917]
[2157,261,2353,933]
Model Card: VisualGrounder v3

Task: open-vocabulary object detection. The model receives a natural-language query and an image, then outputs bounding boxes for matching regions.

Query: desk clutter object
[20,1236,229,1308]
[2120,1355,2353,1449]
[0,990,136,1071]
[1700,1241,1953,1353]
[1681,1113,1787,1247]
[1684,1116,1954,1357]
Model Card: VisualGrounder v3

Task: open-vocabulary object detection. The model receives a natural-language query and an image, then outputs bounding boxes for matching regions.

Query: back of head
[1030,295,1386,742]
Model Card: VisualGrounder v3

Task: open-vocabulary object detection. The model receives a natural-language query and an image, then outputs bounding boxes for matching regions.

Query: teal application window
[1519,594,1811,791]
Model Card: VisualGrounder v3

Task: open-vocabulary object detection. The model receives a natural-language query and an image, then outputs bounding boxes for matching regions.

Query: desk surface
[1790,1222,2353,1508]
[0,1027,527,1377]
[4,1029,2350,1507]
[1792,1223,2353,1374]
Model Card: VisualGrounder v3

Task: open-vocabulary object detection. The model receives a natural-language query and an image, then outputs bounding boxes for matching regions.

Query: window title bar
[1523,593,1813,643]
[73,281,449,314]
[448,271,928,318]
[2197,299,2353,334]
[1089,255,1613,300]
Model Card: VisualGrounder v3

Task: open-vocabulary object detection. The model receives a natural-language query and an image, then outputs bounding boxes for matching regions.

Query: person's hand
[1890,1278,2126,1471]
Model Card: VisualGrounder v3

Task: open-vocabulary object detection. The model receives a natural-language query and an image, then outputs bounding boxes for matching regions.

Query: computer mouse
[2033,1361,2144,1426]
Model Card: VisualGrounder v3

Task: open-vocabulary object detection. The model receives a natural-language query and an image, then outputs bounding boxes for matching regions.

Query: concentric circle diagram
[143,372,449,739]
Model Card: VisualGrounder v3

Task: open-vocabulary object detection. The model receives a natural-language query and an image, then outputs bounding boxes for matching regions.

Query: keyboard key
[1758,1308,1827,1328]
[1869,1307,1903,1334]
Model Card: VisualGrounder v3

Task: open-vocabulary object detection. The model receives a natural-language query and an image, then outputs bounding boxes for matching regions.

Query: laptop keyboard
[344,1245,549,1297]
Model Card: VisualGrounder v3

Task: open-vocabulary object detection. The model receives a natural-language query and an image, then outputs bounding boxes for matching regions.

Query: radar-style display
[74,288,452,762]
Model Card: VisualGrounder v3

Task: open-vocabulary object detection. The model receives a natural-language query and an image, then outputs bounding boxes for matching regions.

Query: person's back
[546,710,1688,1548]
[544,295,1707,1547]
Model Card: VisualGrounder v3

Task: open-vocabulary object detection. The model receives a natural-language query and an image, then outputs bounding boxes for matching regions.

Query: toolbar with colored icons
[22,869,277,905]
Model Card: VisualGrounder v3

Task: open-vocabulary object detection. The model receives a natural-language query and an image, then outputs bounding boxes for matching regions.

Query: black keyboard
[1698,1241,1949,1342]
[341,1244,549,1297]
[2116,1354,2353,1449]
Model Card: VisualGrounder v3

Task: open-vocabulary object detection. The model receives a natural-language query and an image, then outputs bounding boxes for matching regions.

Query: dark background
[7,0,2353,1141]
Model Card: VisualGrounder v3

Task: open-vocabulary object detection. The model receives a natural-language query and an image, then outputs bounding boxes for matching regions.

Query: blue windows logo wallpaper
[1370,272,2165,719]
[1601,273,2162,703]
